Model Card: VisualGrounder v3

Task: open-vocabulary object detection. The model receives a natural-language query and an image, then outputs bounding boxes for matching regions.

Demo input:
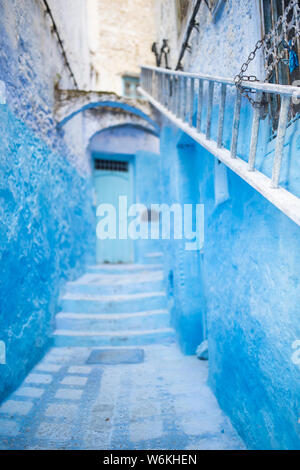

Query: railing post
[271,95,290,188]
[182,76,188,121]
[147,69,149,93]
[177,76,182,118]
[231,89,242,158]
[248,92,262,171]
[168,74,172,110]
[172,76,177,114]
[165,73,169,108]
[197,79,203,132]
[159,72,163,103]
[167,74,170,110]
[217,83,226,148]
[189,77,195,126]
[206,81,214,140]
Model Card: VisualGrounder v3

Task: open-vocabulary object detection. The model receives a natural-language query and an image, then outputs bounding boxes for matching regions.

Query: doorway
[94,155,134,264]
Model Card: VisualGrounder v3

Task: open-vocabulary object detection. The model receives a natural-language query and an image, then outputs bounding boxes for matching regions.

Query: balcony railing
[139,65,300,227]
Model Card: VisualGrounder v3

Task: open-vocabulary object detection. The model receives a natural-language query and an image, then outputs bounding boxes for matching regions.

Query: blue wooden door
[94,158,134,264]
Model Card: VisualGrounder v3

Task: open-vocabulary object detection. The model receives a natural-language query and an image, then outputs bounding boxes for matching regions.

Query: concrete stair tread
[54,327,174,337]
[55,263,173,347]
[145,252,163,258]
[67,271,164,286]
[87,264,163,271]
[61,291,166,301]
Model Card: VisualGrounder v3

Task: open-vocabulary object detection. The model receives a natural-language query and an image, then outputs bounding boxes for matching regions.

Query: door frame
[92,151,136,264]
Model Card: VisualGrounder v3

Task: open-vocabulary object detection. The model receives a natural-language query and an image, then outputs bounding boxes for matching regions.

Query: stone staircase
[54,264,175,347]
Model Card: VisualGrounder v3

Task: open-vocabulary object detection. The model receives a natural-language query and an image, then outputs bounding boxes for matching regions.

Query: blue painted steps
[54,328,174,347]
[54,264,175,347]
[143,252,164,265]
[62,270,165,295]
[60,291,167,314]
[56,310,170,331]
[86,264,163,274]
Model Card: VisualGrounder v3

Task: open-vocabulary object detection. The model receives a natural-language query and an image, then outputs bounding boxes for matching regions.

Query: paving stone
[0,419,20,436]
[67,366,92,375]
[55,389,83,400]
[35,422,72,441]
[45,404,78,420]
[35,364,61,373]
[25,373,53,385]
[0,400,33,416]
[60,376,88,386]
[14,387,45,399]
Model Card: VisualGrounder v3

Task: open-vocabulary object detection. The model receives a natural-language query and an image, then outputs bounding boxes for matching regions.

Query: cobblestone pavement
[0,344,245,450]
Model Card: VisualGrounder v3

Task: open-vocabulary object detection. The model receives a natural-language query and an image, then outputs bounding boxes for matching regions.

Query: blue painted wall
[0,3,95,403]
[88,124,163,263]
[159,117,300,449]
[159,125,206,355]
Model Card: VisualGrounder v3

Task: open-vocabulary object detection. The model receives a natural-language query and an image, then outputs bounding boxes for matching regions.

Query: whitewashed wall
[47,0,91,89]
[155,0,264,79]
[87,0,156,94]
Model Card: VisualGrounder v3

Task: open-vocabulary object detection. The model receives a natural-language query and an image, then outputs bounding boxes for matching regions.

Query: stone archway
[54,88,159,133]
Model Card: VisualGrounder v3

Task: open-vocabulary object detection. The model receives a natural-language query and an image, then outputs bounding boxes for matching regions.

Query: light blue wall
[159,125,206,355]
[156,0,300,449]
[0,2,95,403]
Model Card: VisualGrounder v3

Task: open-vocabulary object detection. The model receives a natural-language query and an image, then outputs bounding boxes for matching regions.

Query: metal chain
[234,0,300,108]
[234,39,265,108]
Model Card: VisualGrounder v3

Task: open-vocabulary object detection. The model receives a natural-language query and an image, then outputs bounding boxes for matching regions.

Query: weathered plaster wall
[153,0,180,69]
[0,1,95,402]
[159,119,300,449]
[87,0,156,94]
[47,0,91,89]
[155,0,300,450]
[159,124,206,355]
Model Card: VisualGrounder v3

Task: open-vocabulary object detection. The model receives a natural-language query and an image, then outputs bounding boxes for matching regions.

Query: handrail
[141,65,300,97]
[139,65,300,227]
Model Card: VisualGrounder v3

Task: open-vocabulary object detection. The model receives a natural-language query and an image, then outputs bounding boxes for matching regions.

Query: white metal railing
[139,65,300,227]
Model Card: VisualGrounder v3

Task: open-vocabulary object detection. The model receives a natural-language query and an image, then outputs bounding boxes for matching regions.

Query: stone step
[60,291,167,314]
[63,271,164,295]
[56,309,171,331]
[144,252,164,264]
[53,327,176,347]
[86,264,163,274]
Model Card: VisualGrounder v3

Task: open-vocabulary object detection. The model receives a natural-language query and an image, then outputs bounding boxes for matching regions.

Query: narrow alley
[1,0,300,454]
[0,264,243,450]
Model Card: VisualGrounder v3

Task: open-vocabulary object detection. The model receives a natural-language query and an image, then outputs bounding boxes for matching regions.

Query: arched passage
[54,89,162,264]
[89,123,162,264]
[55,89,159,133]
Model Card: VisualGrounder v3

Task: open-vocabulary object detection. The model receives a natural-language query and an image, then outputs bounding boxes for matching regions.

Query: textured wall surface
[155,0,300,449]
[47,0,91,90]
[156,0,263,77]
[159,119,300,449]
[87,0,156,94]
[159,125,206,355]
[0,0,95,403]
